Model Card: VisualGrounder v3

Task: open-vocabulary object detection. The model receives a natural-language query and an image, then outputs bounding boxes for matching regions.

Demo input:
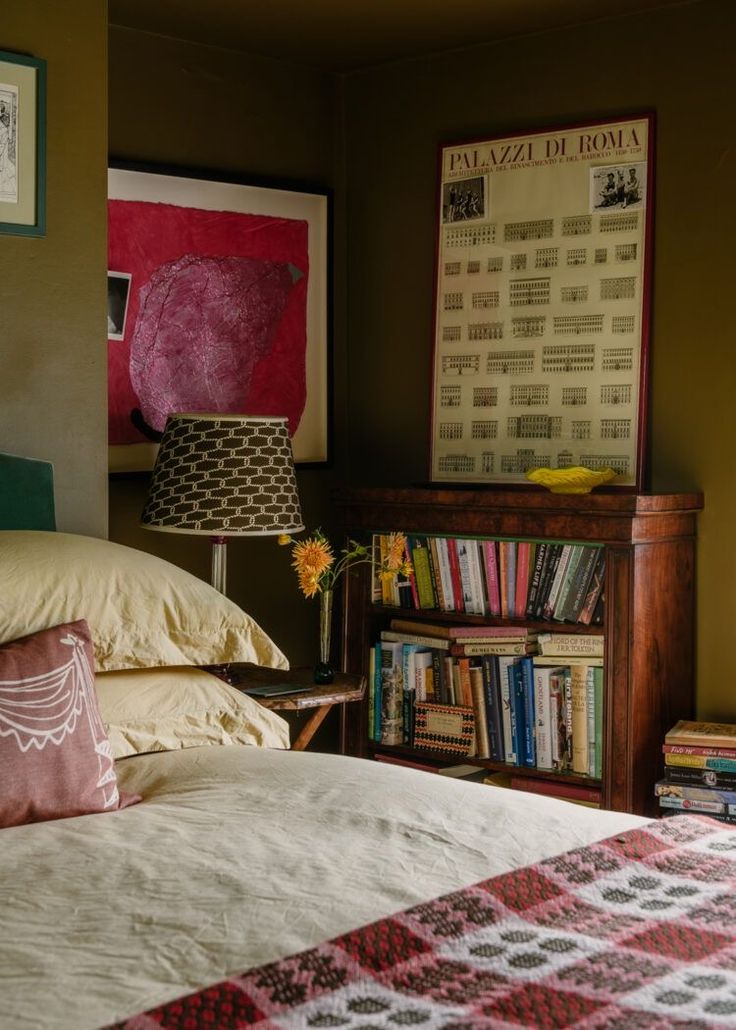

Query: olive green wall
[1,2,108,536]
[107,27,343,672]
[342,0,735,719]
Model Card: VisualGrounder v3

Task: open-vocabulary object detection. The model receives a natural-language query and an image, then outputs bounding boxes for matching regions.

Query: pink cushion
[0,620,139,828]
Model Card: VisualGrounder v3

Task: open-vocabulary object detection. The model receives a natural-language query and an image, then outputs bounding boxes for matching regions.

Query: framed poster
[0,50,46,237]
[429,114,654,490]
[108,162,331,472]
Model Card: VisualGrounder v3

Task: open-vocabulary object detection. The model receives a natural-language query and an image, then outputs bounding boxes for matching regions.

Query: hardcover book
[413,702,475,755]
[666,720,736,751]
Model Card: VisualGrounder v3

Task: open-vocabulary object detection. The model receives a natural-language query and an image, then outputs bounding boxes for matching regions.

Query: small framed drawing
[0,50,46,237]
[429,113,654,491]
[108,161,331,473]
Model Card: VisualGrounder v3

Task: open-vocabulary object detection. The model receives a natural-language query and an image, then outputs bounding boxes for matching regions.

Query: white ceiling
[109,0,694,73]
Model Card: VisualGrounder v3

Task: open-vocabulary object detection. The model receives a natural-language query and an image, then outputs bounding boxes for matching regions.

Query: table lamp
[141,413,304,593]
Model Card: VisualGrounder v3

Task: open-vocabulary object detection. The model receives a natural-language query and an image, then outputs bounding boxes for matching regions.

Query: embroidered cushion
[0,620,139,828]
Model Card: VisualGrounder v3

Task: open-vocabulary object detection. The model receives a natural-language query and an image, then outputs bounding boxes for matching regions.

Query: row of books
[657,720,736,823]
[374,533,605,625]
[369,624,604,777]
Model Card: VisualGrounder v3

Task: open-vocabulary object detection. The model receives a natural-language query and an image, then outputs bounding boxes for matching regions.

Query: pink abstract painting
[107,199,309,449]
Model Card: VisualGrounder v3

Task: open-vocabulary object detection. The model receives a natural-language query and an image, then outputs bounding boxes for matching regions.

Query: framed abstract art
[108,161,331,472]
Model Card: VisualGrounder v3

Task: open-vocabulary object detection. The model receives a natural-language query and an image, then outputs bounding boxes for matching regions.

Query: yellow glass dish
[526,466,617,494]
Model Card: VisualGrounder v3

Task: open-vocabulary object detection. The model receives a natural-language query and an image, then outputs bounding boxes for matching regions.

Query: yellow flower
[277,534,292,546]
[291,535,334,598]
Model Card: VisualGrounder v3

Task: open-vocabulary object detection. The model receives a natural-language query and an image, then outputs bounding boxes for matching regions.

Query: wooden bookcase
[335,486,703,817]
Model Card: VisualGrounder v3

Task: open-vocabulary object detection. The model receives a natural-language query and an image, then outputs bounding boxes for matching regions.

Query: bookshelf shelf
[336,486,703,817]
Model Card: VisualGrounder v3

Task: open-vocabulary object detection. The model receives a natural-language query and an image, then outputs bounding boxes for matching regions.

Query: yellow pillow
[95,666,290,758]
[0,531,287,672]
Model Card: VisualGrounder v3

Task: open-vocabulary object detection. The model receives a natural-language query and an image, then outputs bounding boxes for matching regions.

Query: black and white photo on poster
[442,175,487,223]
[590,162,646,211]
[107,271,132,341]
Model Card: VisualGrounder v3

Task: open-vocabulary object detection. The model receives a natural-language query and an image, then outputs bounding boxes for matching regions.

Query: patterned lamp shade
[141,413,304,537]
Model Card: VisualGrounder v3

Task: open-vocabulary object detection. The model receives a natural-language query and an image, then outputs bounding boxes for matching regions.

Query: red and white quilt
[113,815,736,1028]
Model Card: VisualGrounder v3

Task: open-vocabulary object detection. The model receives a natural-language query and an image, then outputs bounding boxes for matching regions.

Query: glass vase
[314,588,335,684]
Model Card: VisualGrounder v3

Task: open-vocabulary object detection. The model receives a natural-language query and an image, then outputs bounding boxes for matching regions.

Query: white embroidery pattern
[0,632,119,809]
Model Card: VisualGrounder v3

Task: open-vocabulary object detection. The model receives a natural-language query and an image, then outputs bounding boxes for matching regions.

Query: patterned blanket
[112,815,736,1028]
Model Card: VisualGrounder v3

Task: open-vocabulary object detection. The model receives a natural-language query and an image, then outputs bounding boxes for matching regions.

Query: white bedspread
[0,745,648,1029]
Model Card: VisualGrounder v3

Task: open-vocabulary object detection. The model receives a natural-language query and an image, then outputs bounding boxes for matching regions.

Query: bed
[1,488,733,1027]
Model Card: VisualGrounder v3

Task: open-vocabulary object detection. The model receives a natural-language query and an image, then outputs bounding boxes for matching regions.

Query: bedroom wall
[1,2,108,536]
[342,0,735,719]
[107,27,342,672]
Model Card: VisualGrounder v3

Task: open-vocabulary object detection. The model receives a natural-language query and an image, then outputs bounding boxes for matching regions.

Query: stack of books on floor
[657,720,736,822]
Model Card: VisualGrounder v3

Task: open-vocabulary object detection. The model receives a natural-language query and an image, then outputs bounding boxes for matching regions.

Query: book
[465,539,488,617]
[413,701,475,755]
[536,633,604,657]
[525,542,548,619]
[666,720,736,751]
[663,765,736,789]
[434,537,455,612]
[481,539,501,616]
[578,550,606,625]
[552,544,585,621]
[519,656,536,767]
[446,537,465,614]
[509,776,601,805]
[481,654,504,762]
[533,665,563,770]
[414,649,434,702]
[503,541,517,618]
[497,655,517,764]
[469,663,489,758]
[664,753,736,772]
[593,666,603,779]
[380,630,450,651]
[549,668,567,770]
[389,619,531,642]
[455,539,475,615]
[663,743,736,759]
[367,643,377,741]
[514,541,532,619]
[455,656,473,708]
[379,640,404,746]
[543,543,574,620]
[534,655,604,667]
[408,536,436,609]
[569,662,590,774]
[449,641,537,657]
[655,780,736,805]
[586,665,596,777]
[373,641,382,741]
[532,542,561,619]
[559,545,602,623]
[508,659,527,767]
[658,795,726,814]
[428,536,449,612]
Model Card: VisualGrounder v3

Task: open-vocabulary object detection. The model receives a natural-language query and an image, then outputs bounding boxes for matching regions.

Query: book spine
[659,796,726,814]
[504,542,517,619]
[534,543,562,619]
[381,630,450,650]
[525,541,547,619]
[561,545,600,623]
[380,641,404,746]
[509,660,526,767]
[445,537,464,613]
[533,666,554,770]
[449,641,531,657]
[408,537,435,609]
[373,641,382,741]
[514,541,531,619]
[655,781,736,805]
[563,670,574,768]
[586,664,596,777]
[427,536,446,612]
[519,656,536,767]
[455,539,474,614]
[435,537,455,612]
[663,744,736,759]
[552,544,584,622]
[371,535,383,604]
[401,644,419,745]
[537,633,605,657]
[469,663,489,758]
[367,643,376,741]
[481,539,501,617]
[570,663,589,774]
[403,537,420,609]
[466,539,487,616]
[664,766,736,789]
[498,655,516,764]
[481,654,504,762]
[543,543,573,620]
[455,656,473,708]
[549,670,565,769]
[593,666,603,779]
[578,549,606,625]
[665,754,736,772]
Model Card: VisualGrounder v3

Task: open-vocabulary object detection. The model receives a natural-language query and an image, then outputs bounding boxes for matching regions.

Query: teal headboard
[0,453,56,530]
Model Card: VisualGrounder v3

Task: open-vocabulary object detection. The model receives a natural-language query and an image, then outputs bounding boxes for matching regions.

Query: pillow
[0,620,139,828]
[95,666,290,758]
[0,531,287,673]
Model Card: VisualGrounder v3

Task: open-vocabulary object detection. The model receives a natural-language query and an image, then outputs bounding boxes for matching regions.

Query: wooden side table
[211,663,365,753]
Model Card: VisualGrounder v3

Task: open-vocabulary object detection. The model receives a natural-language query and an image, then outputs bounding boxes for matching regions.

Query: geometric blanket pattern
[110,815,736,1028]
